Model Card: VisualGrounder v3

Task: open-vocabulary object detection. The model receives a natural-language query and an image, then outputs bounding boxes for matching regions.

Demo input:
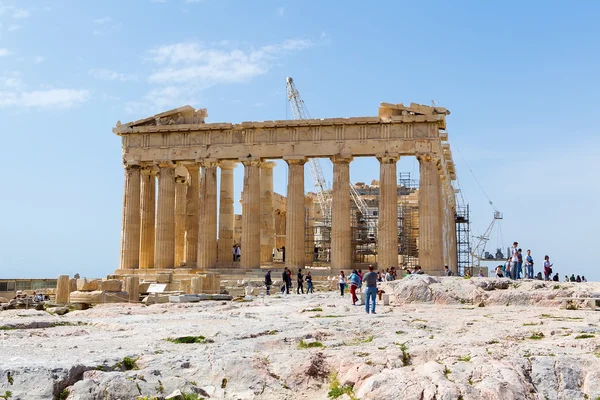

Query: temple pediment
[114,105,207,134]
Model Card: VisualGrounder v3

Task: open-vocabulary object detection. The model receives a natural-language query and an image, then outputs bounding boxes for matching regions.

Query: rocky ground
[1,275,599,400]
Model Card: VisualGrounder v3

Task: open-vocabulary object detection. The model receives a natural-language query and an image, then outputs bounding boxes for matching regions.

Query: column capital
[218,160,238,170]
[376,153,400,164]
[124,161,141,169]
[156,160,176,168]
[260,160,277,169]
[241,159,262,167]
[330,154,353,164]
[140,166,159,176]
[283,157,306,166]
[197,158,218,168]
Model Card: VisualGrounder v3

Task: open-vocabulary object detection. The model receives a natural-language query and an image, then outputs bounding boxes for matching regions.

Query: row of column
[120,155,458,273]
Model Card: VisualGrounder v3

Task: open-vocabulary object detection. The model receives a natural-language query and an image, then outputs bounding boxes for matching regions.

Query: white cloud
[0,88,90,109]
[276,7,285,16]
[89,68,137,82]
[0,48,10,57]
[94,17,112,24]
[12,8,30,18]
[34,56,44,64]
[7,23,20,31]
[0,72,23,88]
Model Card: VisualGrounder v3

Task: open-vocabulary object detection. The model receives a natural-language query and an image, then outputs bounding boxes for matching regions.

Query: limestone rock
[69,290,128,304]
[76,278,100,291]
[99,279,123,292]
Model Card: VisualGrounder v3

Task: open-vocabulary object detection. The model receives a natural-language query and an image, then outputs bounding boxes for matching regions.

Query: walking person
[306,272,313,294]
[264,270,272,295]
[297,269,305,294]
[349,270,360,305]
[504,257,512,279]
[543,255,553,281]
[339,271,346,296]
[517,249,523,279]
[282,267,291,294]
[525,249,534,279]
[363,265,378,314]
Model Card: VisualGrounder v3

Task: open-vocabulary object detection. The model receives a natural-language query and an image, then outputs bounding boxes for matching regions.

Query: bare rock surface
[0,278,599,399]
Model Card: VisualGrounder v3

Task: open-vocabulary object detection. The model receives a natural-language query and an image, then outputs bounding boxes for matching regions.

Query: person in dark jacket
[297,269,305,294]
[264,270,272,295]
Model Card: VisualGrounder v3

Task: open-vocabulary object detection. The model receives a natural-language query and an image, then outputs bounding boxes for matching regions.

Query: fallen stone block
[76,278,100,291]
[156,273,172,284]
[70,290,128,304]
[99,279,123,292]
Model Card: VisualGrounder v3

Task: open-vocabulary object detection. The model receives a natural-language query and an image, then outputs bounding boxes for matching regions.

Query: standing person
[339,271,346,296]
[305,272,313,293]
[357,269,363,293]
[525,250,534,279]
[297,269,305,294]
[363,265,378,314]
[232,245,237,262]
[313,246,319,262]
[543,255,552,281]
[511,242,519,280]
[495,265,504,278]
[264,270,272,295]
[517,249,523,280]
[235,245,241,262]
[348,270,360,305]
[505,257,512,280]
[282,268,291,294]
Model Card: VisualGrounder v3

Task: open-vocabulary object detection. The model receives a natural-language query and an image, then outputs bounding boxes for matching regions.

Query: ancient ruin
[113,102,458,281]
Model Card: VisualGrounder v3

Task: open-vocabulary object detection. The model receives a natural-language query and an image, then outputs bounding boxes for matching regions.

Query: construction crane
[286,77,376,233]
[471,211,504,269]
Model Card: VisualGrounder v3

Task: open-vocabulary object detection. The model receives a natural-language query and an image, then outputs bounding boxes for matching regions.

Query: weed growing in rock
[305,307,323,312]
[167,336,213,344]
[328,374,357,399]
[122,356,139,370]
[0,327,15,331]
[0,391,12,399]
[529,332,544,340]
[57,389,69,400]
[221,378,228,388]
[298,340,324,349]
[523,322,539,326]
[458,355,471,362]
[344,335,373,346]
[575,334,595,339]
[396,342,411,366]
[155,380,164,394]
[6,373,12,385]
[443,365,452,379]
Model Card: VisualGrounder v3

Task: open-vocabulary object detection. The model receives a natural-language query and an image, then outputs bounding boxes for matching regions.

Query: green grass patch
[523,322,539,326]
[529,332,544,340]
[328,373,357,399]
[553,285,561,290]
[305,307,323,312]
[166,336,212,344]
[120,356,138,371]
[458,355,471,362]
[0,391,12,400]
[298,340,324,349]
[344,335,374,346]
[58,389,69,400]
[575,334,595,339]
[0,326,15,331]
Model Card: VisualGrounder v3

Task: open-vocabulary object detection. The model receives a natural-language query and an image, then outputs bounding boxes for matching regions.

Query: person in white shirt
[511,242,519,280]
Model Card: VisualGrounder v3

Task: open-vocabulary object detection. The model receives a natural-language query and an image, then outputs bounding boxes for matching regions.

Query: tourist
[444,265,453,276]
[232,245,237,262]
[505,257,512,280]
[349,270,360,305]
[281,268,291,294]
[543,255,553,281]
[390,267,397,281]
[415,266,424,275]
[570,274,576,282]
[478,269,484,277]
[385,269,392,281]
[525,249,534,279]
[582,276,587,282]
[535,272,543,280]
[552,273,559,282]
[306,272,314,294]
[357,269,364,293]
[297,269,305,294]
[377,271,383,282]
[264,270,272,295]
[235,245,241,262]
[464,269,472,278]
[339,271,346,296]
[511,242,519,280]
[564,275,569,282]
[576,275,582,283]
[363,265,378,314]
[313,246,319,262]
[495,265,504,278]
[516,248,523,280]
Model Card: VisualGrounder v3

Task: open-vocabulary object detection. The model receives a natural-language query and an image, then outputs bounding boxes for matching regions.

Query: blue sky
[0,0,598,280]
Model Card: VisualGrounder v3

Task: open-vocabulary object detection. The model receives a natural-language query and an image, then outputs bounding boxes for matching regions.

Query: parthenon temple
[113,102,458,279]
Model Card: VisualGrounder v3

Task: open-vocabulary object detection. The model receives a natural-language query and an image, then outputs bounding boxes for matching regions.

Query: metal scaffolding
[455,204,471,276]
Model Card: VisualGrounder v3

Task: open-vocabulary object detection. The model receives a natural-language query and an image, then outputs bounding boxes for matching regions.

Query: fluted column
[184,163,200,267]
[330,155,353,270]
[377,154,400,270]
[447,204,458,273]
[120,163,141,270]
[418,155,443,274]
[285,158,306,270]
[217,161,236,265]
[260,161,276,263]
[139,166,157,269]
[155,162,176,269]
[197,161,218,269]
[241,160,261,269]
[174,173,187,267]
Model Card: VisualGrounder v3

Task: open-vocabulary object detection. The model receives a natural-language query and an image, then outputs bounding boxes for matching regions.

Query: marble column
[174,174,187,267]
[155,162,176,269]
[139,166,156,269]
[330,155,353,270]
[217,161,236,265]
[377,154,400,270]
[241,160,261,269]
[447,204,458,273]
[120,163,141,270]
[184,163,200,267]
[197,162,218,269]
[285,158,306,270]
[418,156,444,274]
[260,161,276,263]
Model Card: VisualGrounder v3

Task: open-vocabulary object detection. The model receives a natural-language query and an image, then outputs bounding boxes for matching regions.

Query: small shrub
[328,374,356,399]
[58,389,69,400]
[0,391,12,400]
[396,342,411,366]
[166,336,212,344]
[156,380,164,394]
[6,373,12,385]
[298,340,324,349]
[575,334,595,339]
[443,365,452,378]
[122,356,138,370]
